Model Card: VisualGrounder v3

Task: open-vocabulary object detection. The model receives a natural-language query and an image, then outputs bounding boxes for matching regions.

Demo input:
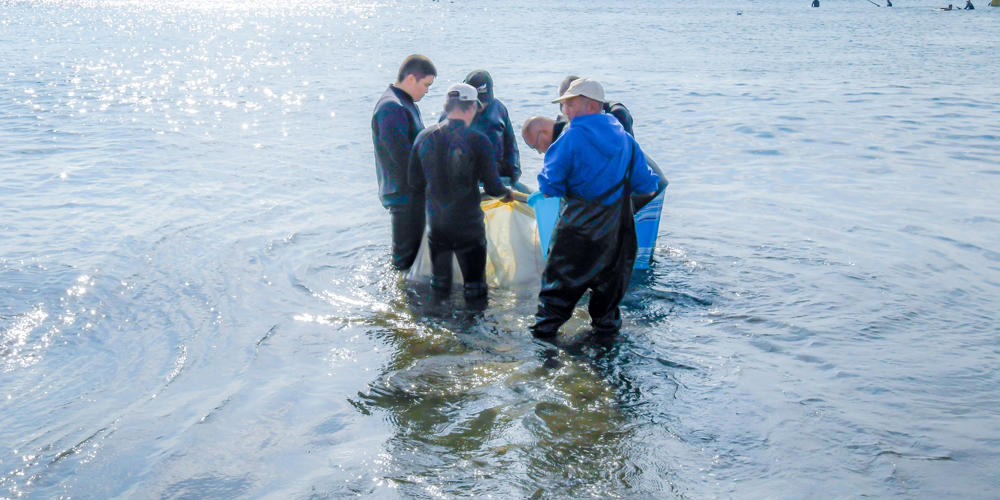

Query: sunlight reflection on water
[2,0,1000,497]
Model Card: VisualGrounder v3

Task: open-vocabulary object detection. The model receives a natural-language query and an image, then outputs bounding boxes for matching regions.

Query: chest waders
[531,146,639,339]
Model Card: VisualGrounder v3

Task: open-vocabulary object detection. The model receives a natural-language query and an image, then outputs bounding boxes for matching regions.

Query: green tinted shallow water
[2,0,999,498]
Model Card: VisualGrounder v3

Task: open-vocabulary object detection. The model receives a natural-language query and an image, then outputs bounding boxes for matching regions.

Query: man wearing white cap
[532,77,660,340]
[408,83,515,301]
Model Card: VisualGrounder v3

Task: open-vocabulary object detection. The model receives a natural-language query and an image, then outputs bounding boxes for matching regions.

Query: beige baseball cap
[552,77,605,103]
[446,82,485,110]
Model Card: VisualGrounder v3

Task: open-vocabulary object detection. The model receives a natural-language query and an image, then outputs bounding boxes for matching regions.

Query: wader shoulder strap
[592,141,637,204]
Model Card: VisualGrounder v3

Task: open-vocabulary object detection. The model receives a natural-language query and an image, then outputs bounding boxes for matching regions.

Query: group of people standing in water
[812,0,980,8]
[371,55,664,341]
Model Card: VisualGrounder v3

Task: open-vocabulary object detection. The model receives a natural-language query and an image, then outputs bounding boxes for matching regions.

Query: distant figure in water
[941,3,954,9]
[886,0,892,6]
[812,0,820,6]
[965,0,974,8]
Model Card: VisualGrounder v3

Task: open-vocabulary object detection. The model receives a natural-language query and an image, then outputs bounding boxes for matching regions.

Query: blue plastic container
[527,191,561,259]
[529,190,665,269]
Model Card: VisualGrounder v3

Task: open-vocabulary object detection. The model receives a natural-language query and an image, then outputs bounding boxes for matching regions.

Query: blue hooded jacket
[538,113,659,204]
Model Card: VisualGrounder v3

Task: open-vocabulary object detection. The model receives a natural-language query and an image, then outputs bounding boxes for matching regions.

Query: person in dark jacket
[531,78,659,340]
[409,83,514,300]
[371,55,436,271]
[438,70,522,185]
[965,0,974,8]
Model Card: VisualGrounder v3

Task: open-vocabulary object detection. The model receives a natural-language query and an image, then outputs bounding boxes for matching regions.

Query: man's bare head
[522,116,556,154]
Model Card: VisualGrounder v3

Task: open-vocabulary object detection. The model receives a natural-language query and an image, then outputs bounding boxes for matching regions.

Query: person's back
[541,114,657,205]
[550,100,668,206]
[410,119,507,239]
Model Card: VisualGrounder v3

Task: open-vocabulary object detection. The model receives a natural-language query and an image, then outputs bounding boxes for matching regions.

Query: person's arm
[377,104,414,171]
[645,154,668,193]
[628,139,659,197]
[538,132,573,198]
[477,134,513,201]
[407,133,427,191]
[500,107,521,182]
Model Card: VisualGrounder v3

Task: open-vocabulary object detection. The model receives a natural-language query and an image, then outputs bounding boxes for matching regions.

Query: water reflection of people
[531,78,659,341]
[408,83,514,302]
[371,55,437,271]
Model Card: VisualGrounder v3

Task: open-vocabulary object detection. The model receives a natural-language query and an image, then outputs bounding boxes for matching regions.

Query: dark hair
[559,75,580,96]
[396,55,437,83]
[444,98,475,114]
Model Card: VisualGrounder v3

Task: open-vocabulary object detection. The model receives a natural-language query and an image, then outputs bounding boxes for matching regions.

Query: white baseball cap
[446,83,485,110]
[552,77,605,104]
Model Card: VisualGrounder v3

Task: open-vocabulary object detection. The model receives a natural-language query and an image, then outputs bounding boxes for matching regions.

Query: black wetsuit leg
[429,229,488,300]
[454,240,488,298]
[429,239,454,291]
[389,191,425,271]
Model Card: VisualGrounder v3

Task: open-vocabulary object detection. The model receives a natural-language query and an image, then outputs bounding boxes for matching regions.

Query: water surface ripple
[2,0,999,498]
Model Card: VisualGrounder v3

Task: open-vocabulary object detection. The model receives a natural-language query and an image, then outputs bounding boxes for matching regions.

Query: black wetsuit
[553,102,668,210]
[965,2,974,8]
[408,119,511,297]
[812,0,820,6]
[372,85,425,270]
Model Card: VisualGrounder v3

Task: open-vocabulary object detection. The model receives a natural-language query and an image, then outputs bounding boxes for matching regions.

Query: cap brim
[551,93,576,104]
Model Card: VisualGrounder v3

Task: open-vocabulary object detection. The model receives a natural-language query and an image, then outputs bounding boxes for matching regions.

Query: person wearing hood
[372,55,436,271]
[443,70,522,185]
[531,78,660,340]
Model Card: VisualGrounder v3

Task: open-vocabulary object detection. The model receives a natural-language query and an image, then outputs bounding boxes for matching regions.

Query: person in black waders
[408,83,516,302]
[371,55,436,271]
[531,78,660,341]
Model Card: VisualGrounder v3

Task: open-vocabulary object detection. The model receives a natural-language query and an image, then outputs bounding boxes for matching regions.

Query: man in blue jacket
[532,78,660,340]
[371,55,436,270]
[521,76,668,211]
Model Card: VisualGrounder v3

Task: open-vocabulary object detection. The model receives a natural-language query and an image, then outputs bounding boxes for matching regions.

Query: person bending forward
[409,83,514,300]
[531,78,659,339]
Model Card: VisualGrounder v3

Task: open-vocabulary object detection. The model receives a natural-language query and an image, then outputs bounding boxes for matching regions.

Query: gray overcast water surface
[2,0,999,498]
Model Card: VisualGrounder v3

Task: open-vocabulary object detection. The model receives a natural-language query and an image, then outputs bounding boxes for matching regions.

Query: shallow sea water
[2,0,999,498]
